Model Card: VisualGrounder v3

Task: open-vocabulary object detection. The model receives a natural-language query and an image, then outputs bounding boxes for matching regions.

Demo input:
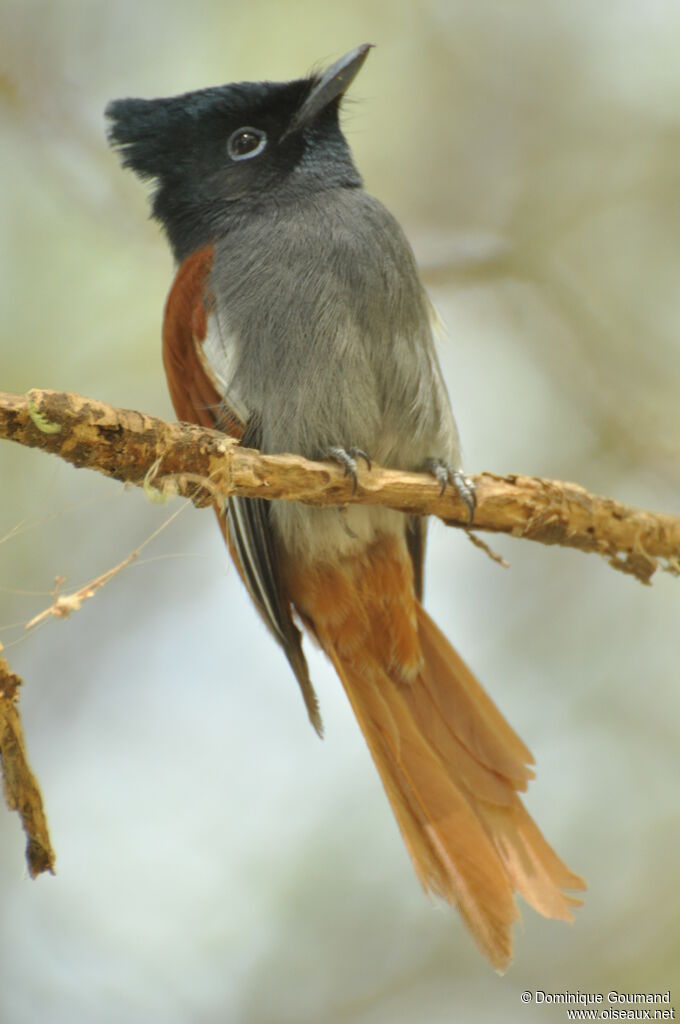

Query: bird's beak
[283,43,373,139]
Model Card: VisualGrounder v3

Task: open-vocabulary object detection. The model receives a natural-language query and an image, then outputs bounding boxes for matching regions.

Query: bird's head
[106,44,372,260]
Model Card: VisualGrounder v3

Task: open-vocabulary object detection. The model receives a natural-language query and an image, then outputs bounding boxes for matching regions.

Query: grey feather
[209,187,460,562]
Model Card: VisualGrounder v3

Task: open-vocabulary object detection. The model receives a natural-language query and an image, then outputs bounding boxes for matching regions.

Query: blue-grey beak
[283,43,373,139]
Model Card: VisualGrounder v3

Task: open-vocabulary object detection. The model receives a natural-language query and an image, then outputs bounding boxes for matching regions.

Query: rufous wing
[161,247,321,733]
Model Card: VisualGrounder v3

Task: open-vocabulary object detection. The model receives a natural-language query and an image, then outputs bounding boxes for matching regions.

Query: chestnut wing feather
[162,246,321,733]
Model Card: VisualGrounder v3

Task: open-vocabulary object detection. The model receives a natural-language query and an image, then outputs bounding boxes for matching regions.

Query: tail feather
[415,605,586,922]
[415,607,535,788]
[477,801,585,919]
[326,643,519,970]
[288,538,586,970]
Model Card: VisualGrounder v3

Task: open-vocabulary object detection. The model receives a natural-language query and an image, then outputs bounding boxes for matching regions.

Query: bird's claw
[325,446,371,495]
[424,459,476,523]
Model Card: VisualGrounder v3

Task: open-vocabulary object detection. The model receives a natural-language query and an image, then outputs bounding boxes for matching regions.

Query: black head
[106,45,372,261]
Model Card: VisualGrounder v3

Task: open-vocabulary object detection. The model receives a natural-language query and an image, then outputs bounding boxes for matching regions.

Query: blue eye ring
[227,127,267,161]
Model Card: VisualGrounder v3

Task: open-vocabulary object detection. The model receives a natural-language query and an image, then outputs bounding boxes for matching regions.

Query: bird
[106,43,585,970]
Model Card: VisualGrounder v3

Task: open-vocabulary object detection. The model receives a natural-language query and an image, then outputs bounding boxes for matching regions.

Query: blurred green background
[1,1,679,1022]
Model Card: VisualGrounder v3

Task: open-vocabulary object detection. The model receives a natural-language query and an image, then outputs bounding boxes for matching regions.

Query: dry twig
[1,387,678,584]
[0,657,55,877]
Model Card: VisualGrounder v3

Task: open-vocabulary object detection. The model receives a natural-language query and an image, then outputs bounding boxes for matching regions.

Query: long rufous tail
[288,536,585,971]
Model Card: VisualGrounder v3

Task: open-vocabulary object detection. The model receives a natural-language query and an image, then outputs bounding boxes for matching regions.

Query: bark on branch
[1,388,679,584]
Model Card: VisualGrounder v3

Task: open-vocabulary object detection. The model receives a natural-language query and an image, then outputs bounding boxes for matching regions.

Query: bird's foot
[324,446,372,495]
[423,458,476,523]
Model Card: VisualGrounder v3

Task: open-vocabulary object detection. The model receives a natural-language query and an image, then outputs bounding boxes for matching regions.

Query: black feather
[106,79,360,261]
[227,420,322,736]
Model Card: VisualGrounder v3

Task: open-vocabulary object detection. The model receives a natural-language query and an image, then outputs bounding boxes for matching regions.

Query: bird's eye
[227,127,267,161]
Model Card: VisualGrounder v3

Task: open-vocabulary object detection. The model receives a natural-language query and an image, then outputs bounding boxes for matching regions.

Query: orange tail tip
[290,538,586,971]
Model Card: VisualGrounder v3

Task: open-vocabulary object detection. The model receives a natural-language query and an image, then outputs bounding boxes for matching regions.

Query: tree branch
[1,388,679,584]
[0,657,55,877]
[1,385,679,876]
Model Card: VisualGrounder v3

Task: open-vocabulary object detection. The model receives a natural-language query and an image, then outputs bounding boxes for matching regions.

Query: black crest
[106,46,372,260]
